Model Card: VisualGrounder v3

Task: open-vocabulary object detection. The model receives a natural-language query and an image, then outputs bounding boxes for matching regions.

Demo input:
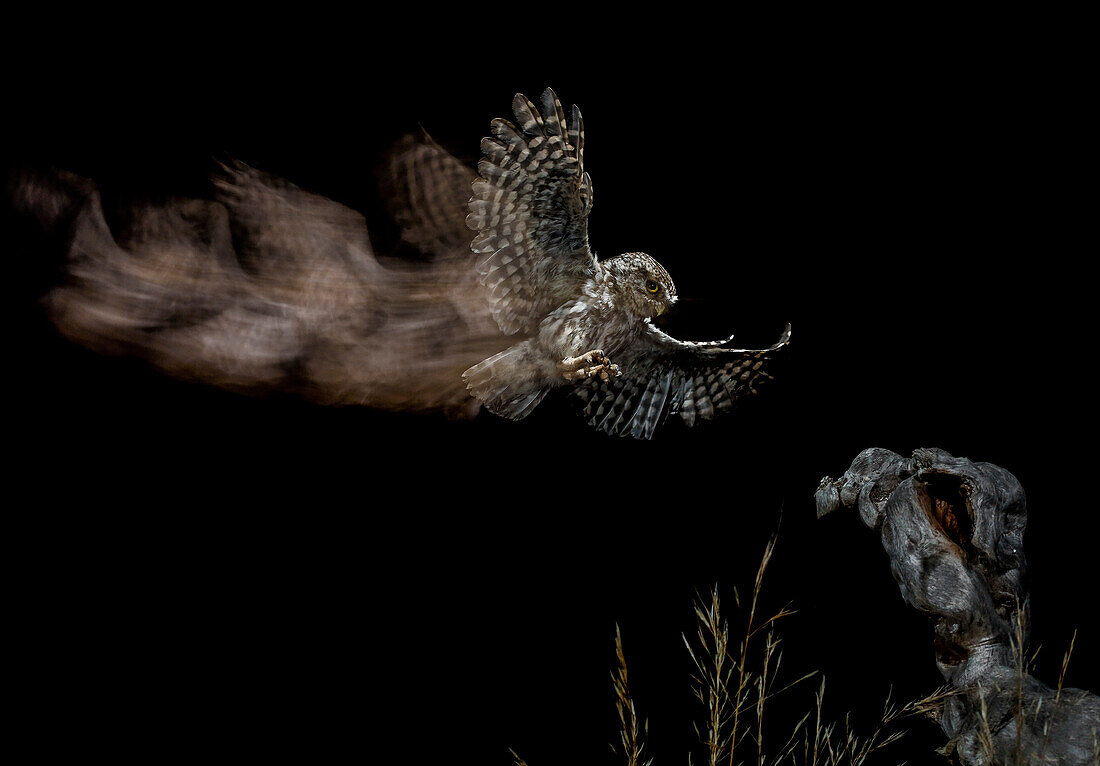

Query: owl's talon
[597,363,622,382]
[560,350,620,383]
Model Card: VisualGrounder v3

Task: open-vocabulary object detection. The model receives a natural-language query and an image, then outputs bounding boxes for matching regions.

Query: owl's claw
[560,349,622,383]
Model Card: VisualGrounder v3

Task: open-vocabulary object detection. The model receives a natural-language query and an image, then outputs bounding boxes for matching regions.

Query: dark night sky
[8,11,1094,764]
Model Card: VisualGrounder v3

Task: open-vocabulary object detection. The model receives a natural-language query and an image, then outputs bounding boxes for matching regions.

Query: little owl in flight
[463,88,790,439]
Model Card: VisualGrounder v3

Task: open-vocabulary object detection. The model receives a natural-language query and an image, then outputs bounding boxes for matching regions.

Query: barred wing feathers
[574,324,792,439]
[466,88,598,335]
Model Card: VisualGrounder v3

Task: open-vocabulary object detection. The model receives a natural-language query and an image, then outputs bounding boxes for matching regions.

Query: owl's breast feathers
[536,273,637,360]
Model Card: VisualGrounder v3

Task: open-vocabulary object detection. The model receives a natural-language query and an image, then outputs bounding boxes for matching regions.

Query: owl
[463,89,790,439]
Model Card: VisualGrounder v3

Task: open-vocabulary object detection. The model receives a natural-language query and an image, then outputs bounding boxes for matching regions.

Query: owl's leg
[559,349,621,383]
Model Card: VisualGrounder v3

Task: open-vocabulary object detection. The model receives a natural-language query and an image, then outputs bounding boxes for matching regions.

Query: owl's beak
[656,306,665,316]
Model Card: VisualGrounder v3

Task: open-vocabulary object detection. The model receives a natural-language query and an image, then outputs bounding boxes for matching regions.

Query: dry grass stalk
[1056,629,1078,708]
[684,585,735,765]
[684,534,822,766]
[612,623,653,766]
[975,683,996,760]
[680,535,955,766]
[1011,596,1029,758]
[683,533,809,766]
[510,533,959,766]
[1036,628,1080,762]
[791,677,955,766]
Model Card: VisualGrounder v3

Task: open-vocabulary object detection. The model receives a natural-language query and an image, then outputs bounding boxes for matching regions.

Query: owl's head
[605,252,678,319]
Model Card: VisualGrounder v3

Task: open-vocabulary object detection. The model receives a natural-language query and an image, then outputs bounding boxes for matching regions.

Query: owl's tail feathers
[463,342,551,421]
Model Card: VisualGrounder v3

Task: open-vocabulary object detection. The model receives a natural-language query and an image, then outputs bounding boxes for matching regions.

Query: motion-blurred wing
[380,134,476,256]
[16,161,500,416]
[213,160,379,299]
[467,88,598,335]
[573,324,792,440]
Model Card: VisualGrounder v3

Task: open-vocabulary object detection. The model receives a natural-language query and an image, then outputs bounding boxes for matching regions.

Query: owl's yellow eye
[645,279,659,294]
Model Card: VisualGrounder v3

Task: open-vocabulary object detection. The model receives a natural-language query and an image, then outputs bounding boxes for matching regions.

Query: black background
[8,9,1094,764]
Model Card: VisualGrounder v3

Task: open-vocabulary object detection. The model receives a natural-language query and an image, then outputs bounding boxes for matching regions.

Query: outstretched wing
[467,88,598,335]
[573,324,792,440]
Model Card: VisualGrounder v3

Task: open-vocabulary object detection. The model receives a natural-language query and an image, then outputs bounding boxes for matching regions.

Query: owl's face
[605,252,677,319]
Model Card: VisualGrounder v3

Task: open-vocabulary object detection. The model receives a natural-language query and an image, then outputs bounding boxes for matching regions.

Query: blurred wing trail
[12,140,505,416]
[380,133,478,256]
